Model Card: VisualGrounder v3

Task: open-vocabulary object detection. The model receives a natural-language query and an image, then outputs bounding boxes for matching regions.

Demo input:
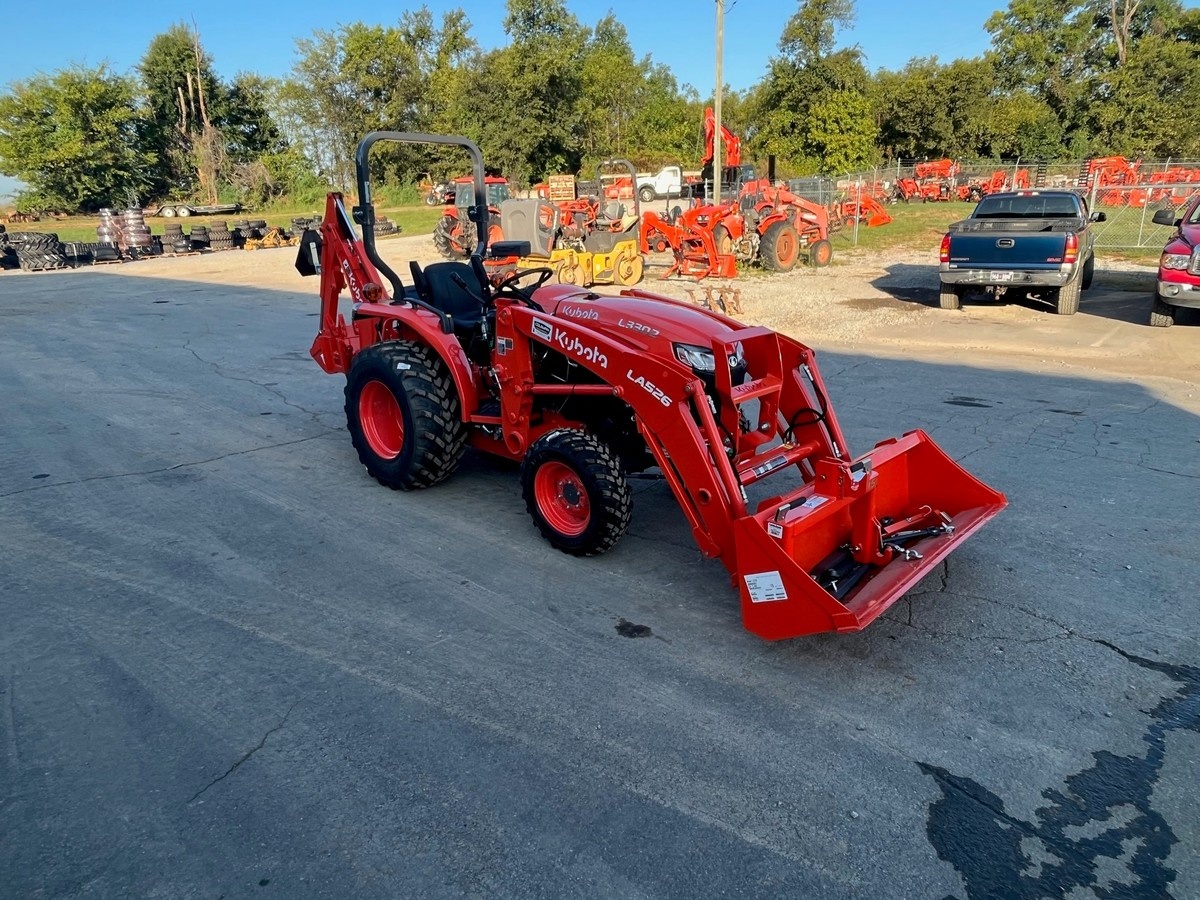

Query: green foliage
[806,91,878,173]
[2,0,1199,213]
[0,65,152,211]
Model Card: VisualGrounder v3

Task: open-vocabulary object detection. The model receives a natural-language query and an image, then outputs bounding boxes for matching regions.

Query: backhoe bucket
[731,430,1006,640]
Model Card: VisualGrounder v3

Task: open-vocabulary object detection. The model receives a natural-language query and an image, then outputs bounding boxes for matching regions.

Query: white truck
[636,166,689,203]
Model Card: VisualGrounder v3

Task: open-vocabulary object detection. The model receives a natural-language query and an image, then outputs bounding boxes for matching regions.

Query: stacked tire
[189,225,210,251]
[121,208,153,258]
[162,222,186,253]
[61,241,95,267]
[93,243,122,263]
[96,209,123,252]
[0,226,17,270]
[5,231,68,271]
[375,216,400,236]
[208,220,234,251]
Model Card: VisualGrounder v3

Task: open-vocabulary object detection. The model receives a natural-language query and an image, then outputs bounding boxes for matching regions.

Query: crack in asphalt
[0,435,332,499]
[183,340,339,428]
[186,702,298,805]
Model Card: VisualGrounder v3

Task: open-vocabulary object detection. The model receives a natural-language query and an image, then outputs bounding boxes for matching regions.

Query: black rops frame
[351,132,490,332]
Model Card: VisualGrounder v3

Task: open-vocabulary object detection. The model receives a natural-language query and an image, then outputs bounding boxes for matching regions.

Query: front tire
[1082,254,1095,290]
[344,342,467,489]
[808,238,833,268]
[939,283,962,310]
[1150,294,1176,327]
[521,431,631,556]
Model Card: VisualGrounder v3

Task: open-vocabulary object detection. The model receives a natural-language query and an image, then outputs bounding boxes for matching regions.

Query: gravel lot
[1,240,1196,899]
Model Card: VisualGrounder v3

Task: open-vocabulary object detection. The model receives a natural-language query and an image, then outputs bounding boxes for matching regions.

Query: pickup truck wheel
[939,284,962,310]
[1054,275,1081,315]
[1081,254,1095,290]
[1149,294,1176,327]
[638,185,656,204]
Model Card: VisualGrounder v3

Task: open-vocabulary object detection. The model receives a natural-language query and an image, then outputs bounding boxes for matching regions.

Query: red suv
[1150,195,1200,326]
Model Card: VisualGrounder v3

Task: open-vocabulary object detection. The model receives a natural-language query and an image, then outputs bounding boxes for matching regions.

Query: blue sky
[0,0,1031,202]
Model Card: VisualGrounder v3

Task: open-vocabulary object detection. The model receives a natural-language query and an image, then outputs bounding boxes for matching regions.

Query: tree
[806,91,878,172]
[0,65,151,211]
[752,0,872,174]
[139,24,225,198]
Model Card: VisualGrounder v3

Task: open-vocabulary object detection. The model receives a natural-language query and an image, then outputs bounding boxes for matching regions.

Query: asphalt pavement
[0,259,1196,899]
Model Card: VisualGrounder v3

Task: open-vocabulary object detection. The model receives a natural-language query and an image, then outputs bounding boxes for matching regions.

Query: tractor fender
[352,302,482,420]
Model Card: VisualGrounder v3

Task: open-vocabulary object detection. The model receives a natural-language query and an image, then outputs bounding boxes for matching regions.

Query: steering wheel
[495,266,555,308]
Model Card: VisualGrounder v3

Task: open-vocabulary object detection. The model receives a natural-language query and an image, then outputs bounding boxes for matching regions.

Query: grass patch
[7,204,446,244]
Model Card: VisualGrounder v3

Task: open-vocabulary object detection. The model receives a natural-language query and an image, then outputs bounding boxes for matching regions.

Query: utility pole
[713,0,724,206]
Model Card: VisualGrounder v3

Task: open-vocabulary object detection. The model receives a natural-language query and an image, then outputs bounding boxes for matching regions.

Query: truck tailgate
[946,232,1068,269]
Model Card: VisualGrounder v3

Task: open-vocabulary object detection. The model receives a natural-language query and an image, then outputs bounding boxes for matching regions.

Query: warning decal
[744,571,788,603]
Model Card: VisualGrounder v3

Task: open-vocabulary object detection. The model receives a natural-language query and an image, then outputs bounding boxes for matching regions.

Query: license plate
[993,271,1014,282]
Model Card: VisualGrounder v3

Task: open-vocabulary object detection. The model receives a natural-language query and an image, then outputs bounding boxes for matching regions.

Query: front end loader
[297,132,1006,640]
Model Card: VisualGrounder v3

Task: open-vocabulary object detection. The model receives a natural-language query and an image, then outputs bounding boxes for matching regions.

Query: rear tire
[939,283,962,310]
[639,185,656,204]
[161,207,176,218]
[432,215,468,259]
[1149,294,1176,327]
[344,341,467,489]
[177,207,191,218]
[522,430,632,556]
[1055,274,1081,315]
[760,221,800,272]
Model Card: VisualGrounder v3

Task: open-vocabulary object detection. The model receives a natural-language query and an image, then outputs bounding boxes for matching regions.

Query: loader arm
[497,293,1005,640]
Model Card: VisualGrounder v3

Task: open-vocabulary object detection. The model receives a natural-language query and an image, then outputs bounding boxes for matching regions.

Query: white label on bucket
[745,571,788,603]
[767,522,784,539]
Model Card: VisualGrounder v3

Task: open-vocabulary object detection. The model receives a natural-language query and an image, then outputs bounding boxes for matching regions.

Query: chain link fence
[821,158,1200,248]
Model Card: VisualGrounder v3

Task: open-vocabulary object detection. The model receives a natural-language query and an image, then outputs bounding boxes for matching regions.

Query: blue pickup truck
[938,190,1105,315]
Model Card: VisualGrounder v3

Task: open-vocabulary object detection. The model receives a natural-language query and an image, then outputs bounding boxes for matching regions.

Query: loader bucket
[731,430,1006,640]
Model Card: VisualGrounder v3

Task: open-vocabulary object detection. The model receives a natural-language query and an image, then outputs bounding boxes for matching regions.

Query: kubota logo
[555,328,609,369]
[560,305,599,321]
[341,260,362,301]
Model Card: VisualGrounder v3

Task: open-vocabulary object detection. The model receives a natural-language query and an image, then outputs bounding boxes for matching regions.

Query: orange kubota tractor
[296,131,1006,640]
[433,174,509,258]
[642,177,834,279]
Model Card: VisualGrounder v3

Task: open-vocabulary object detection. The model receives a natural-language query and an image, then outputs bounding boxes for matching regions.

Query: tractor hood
[545,290,739,358]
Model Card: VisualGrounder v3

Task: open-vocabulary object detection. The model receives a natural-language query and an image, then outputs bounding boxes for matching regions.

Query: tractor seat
[410,260,485,329]
[595,200,625,229]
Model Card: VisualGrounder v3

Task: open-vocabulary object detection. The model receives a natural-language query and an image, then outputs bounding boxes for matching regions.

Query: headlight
[674,344,716,371]
[1161,253,1191,270]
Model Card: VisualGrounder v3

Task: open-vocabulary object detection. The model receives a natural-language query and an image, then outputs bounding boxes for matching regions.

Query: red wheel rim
[776,230,798,267]
[534,461,590,536]
[359,380,404,459]
[816,242,832,266]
